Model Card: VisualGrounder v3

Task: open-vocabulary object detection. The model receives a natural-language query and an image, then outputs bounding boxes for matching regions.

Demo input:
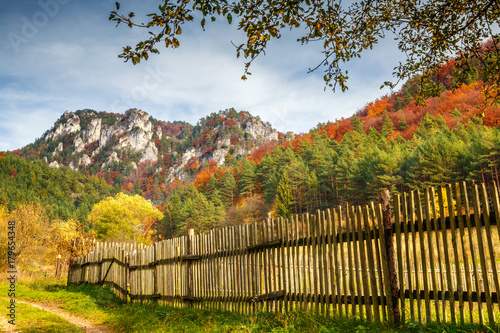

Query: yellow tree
[51,219,95,261]
[0,203,53,272]
[88,193,164,244]
[0,205,9,268]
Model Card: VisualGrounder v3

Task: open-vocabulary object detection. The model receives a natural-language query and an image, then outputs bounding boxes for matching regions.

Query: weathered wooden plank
[371,201,387,322]
[345,205,356,318]
[350,206,363,319]
[311,214,319,314]
[285,216,292,312]
[415,190,431,322]
[293,215,302,313]
[271,218,278,312]
[278,217,286,313]
[317,211,325,315]
[245,224,252,314]
[301,214,308,311]
[237,225,244,313]
[489,181,500,315]
[455,183,474,323]
[291,215,298,312]
[357,206,371,322]
[262,221,269,311]
[447,185,465,324]
[375,202,395,324]
[479,183,500,317]
[424,188,440,322]
[333,207,343,316]
[472,184,495,325]
[252,222,259,313]
[363,205,380,322]
[326,209,337,316]
[393,194,405,323]
[305,213,312,312]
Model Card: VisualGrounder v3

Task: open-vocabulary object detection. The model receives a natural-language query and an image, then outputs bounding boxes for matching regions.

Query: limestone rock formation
[35,108,283,185]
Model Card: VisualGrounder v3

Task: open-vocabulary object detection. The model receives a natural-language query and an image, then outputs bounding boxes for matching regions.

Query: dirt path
[2,299,113,333]
[0,312,15,333]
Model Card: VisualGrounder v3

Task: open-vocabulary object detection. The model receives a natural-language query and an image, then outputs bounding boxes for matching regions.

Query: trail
[0,312,14,333]
[2,299,113,333]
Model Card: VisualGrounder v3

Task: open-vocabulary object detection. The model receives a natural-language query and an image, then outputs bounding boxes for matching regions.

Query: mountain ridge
[15,108,283,196]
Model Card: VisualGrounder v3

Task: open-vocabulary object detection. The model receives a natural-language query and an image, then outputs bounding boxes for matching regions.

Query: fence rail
[68,181,500,326]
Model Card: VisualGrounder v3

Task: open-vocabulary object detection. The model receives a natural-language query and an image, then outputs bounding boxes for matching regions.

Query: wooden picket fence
[68,181,500,326]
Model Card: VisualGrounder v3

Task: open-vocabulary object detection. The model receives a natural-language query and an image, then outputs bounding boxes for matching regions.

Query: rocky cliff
[27,108,280,183]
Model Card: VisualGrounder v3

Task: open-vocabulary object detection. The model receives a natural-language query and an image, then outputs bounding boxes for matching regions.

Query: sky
[0,0,403,151]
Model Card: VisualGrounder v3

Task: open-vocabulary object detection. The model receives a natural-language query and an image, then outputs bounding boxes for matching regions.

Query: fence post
[187,229,195,304]
[55,254,62,278]
[67,258,73,285]
[153,243,158,302]
[380,189,401,325]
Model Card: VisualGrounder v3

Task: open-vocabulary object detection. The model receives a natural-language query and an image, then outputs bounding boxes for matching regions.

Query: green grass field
[0,297,81,332]
[0,277,496,333]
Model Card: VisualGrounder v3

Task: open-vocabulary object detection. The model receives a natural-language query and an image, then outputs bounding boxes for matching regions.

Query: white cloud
[0,0,403,151]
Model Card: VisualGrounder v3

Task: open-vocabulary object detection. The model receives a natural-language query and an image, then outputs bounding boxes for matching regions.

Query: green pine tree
[399,116,409,130]
[381,112,395,138]
[350,115,364,133]
[220,170,236,207]
[275,173,293,220]
[237,159,256,197]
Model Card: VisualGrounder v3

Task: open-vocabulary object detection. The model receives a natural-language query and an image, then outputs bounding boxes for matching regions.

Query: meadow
[1,274,494,333]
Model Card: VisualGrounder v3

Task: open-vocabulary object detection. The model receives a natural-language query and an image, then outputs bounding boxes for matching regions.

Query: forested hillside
[159,55,500,237]
[0,152,117,222]
[2,45,500,241]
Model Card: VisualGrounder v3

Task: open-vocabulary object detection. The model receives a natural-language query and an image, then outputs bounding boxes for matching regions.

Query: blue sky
[0,0,402,151]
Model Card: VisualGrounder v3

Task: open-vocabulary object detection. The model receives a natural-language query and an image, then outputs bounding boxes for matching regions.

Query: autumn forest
[1,49,500,273]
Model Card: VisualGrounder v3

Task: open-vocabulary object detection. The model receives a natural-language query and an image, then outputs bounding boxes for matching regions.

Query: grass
[0,276,497,333]
[0,298,81,332]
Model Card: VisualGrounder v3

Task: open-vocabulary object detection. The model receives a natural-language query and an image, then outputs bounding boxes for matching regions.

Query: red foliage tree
[230,134,240,145]
[121,181,135,193]
[193,136,205,148]
[9,168,17,177]
[162,153,172,166]
[224,118,237,128]
[332,119,353,142]
[247,140,276,164]
[290,133,313,151]
[193,162,218,189]
[158,121,184,137]
[365,96,392,117]
[207,117,217,127]
[185,157,200,172]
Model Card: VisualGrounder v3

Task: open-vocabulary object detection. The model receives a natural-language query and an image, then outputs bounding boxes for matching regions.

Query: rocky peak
[27,108,283,186]
[243,118,278,141]
[82,118,102,144]
[118,108,152,133]
[45,111,81,141]
[42,108,158,169]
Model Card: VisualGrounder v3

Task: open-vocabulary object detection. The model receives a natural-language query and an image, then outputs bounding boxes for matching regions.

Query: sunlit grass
[0,298,81,333]
[0,277,495,332]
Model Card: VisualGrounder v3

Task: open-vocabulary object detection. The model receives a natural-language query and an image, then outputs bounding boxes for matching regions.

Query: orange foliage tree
[193,161,219,189]
[365,96,391,117]
[248,140,275,164]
